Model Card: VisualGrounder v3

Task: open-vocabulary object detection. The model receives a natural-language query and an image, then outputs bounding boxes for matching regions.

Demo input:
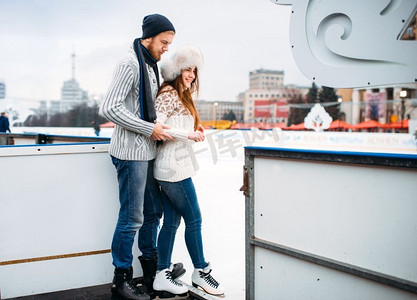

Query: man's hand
[151,123,173,141]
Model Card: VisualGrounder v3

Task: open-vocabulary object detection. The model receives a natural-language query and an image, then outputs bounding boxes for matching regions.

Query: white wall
[0,143,144,299]
[250,153,417,299]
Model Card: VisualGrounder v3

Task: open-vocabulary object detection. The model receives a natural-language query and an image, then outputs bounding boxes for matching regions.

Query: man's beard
[148,44,161,61]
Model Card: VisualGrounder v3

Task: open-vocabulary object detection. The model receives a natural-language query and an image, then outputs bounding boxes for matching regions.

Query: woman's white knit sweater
[154,86,197,182]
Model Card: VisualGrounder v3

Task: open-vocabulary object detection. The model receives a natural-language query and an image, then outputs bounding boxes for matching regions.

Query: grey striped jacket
[99,49,159,161]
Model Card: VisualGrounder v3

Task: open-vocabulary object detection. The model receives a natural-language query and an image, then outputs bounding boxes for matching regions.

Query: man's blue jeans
[156,177,207,271]
[111,157,162,269]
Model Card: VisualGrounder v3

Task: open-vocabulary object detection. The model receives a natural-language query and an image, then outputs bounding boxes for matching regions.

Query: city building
[37,101,48,115]
[0,81,5,99]
[59,51,89,112]
[31,51,90,117]
[196,99,244,122]
[249,69,284,89]
[337,85,417,125]
[242,69,309,123]
[61,79,88,102]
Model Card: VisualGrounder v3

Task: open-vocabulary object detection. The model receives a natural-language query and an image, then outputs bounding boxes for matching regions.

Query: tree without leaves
[23,103,107,127]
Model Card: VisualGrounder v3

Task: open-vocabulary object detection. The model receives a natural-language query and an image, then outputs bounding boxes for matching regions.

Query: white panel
[1,151,117,260]
[0,144,146,298]
[254,157,417,282]
[254,247,417,300]
[0,254,113,298]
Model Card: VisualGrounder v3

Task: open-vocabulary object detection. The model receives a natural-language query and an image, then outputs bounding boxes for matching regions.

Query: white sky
[0,0,312,105]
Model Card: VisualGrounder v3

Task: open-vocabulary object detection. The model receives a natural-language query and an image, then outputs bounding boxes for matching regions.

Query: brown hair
[158,68,201,130]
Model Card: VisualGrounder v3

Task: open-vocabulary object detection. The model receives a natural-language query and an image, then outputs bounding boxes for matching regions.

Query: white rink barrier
[243,146,417,300]
[0,142,134,299]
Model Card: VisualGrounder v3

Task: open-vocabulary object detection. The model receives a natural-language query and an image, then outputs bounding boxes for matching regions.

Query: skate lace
[127,281,144,295]
[199,269,219,288]
[166,270,183,286]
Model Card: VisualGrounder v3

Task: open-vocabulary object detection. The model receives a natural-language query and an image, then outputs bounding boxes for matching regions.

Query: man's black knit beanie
[141,14,175,39]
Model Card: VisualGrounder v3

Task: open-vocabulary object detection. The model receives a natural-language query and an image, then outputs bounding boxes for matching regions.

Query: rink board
[0,141,126,299]
[244,147,417,299]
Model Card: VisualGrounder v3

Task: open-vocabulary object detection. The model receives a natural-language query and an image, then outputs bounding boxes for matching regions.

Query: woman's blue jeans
[111,157,162,269]
[157,177,207,271]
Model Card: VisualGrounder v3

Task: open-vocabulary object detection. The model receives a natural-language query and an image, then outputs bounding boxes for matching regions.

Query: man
[0,112,11,133]
[100,14,183,300]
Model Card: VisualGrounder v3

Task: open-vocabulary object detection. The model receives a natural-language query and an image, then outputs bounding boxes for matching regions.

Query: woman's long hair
[158,68,201,131]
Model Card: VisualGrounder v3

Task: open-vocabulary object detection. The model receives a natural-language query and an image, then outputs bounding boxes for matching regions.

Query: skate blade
[194,286,225,299]
[178,280,225,299]
[154,290,189,300]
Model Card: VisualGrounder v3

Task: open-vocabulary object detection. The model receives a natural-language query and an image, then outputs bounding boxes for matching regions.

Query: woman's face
[181,66,196,89]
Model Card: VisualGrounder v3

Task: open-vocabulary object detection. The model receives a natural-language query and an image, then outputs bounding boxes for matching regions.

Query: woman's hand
[197,124,205,133]
[188,130,205,142]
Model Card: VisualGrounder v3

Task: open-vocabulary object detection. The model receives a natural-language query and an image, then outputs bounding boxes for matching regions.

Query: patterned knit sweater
[99,48,158,161]
[154,86,197,182]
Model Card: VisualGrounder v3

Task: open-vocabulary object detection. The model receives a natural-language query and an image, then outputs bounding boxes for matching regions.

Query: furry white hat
[160,45,204,82]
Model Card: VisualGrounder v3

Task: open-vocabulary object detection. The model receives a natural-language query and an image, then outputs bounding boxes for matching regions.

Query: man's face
[147,31,175,61]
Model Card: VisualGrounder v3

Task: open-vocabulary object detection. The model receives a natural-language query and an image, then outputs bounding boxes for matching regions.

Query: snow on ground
[175,132,247,299]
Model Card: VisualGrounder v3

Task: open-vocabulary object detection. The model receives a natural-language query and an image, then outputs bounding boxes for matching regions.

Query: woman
[152,46,224,297]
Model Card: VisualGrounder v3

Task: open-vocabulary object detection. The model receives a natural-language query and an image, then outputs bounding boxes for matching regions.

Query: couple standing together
[100,14,224,300]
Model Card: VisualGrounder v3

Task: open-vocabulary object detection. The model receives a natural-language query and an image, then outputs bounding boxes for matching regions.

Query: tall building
[249,69,284,89]
[61,79,88,102]
[60,51,88,112]
[0,81,5,99]
[242,69,309,123]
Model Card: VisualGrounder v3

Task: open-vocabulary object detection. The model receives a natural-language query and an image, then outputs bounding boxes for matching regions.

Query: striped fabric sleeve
[99,63,154,137]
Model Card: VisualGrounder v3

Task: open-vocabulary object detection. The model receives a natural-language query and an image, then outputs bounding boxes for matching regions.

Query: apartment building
[243,69,309,123]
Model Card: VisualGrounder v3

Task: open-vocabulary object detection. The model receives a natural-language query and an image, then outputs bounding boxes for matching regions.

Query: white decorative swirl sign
[272,0,417,88]
[304,103,333,131]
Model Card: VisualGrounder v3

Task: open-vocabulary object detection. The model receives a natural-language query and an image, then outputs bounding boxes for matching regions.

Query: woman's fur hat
[160,45,204,82]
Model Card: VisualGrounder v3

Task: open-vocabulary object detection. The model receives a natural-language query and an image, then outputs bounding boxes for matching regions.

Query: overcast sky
[0,0,312,106]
